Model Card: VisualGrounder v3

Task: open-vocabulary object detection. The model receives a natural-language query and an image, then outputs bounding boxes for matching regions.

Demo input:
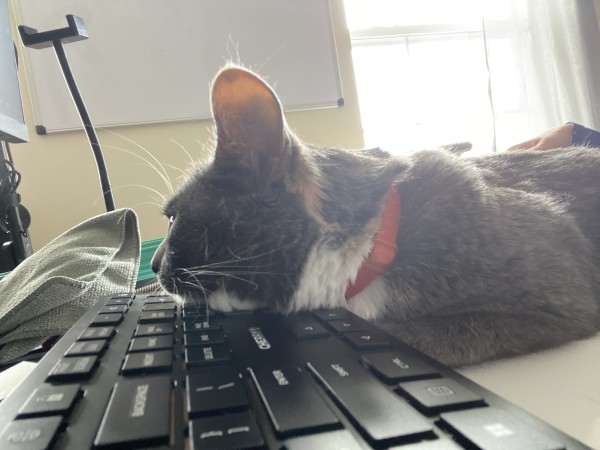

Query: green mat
[138,238,162,282]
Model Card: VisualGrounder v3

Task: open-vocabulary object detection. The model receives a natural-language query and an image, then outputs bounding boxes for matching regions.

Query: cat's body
[152,66,600,367]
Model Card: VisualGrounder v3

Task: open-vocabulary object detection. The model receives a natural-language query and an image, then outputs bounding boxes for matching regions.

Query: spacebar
[94,375,171,448]
[307,358,433,445]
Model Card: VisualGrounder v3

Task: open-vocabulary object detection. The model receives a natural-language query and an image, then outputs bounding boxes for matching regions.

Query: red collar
[345,185,400,300]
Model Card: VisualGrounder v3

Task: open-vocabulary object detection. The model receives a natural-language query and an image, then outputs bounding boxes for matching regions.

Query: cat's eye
[165,215,175,228]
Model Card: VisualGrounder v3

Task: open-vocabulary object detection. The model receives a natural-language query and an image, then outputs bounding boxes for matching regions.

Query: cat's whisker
[203,230,209,262]
[196,243,295,269]
[98,129,175,194]
[169,138,196,165]
[107,184,167,203]
[179,266,261,291]
[163,163,188,180]
[186,262,277,270]
[187,269,279,278]
[102,143,175,196]
[176,272,218,324]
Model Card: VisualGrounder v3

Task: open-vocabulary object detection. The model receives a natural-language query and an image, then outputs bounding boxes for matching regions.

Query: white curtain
[484,0,600,149]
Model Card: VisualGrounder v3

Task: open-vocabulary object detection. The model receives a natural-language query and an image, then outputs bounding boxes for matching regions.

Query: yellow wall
[9,0,364,250]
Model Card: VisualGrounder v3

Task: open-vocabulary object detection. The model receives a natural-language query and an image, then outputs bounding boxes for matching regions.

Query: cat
[152,65,600,367]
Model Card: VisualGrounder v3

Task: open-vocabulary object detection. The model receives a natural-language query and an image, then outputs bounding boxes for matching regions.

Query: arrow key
[284,314,330,340]
[343,330,391,350]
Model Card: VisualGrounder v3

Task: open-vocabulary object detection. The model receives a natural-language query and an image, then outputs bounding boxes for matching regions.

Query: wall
[9,0,364,250]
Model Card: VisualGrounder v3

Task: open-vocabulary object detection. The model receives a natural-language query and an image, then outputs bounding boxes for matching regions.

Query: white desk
[459,334,600,449]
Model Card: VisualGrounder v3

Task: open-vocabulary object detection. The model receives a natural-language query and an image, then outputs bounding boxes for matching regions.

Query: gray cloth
[0,208,141,364]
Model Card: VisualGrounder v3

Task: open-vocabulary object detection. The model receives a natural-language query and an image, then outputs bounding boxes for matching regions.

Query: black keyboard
[0,292,590,449]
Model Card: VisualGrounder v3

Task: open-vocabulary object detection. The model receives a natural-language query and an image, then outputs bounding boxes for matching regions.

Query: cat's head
[152,66,402,313]
[152,67,331,312]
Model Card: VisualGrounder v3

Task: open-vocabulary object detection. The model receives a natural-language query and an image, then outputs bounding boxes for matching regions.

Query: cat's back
[471,147,600,254]
[470,146,600,196]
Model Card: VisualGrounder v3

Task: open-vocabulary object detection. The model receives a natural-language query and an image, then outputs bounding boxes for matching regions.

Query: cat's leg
[378,310,598,367]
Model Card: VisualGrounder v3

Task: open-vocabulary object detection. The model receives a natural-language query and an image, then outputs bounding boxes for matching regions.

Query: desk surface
[459,334,600,449]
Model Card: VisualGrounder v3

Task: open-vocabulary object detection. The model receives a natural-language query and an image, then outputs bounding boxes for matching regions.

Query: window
[344,0,528,154]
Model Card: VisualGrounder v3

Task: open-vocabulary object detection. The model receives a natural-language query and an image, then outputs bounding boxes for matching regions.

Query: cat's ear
[211,66,291,186]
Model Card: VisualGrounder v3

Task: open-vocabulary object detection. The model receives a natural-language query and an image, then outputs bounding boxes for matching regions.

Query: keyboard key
[186,344,231,367]
[0,416,62,449]
[105,297,133,306]
[361,351,440,383]
[314,309,355,321]
[78,326,115,341]
[90,313,123,327]
[284,429,363,450]
[17,385,82,418]
[184,329,226,346]
[398,378,485,414]
[144,294,173,305]
[111,292,134,299]
[343,330,391,350]
[122,350,173,375]
[327,317,368,334]
[134,323,174,337]
[64,340,107,357]
[189,410,264,450]
[440,407,565,450]
[182,306,208,321]
[98,305,128,315]
[186,367,248,416]
[94,376,171,448]
[128,335,173,352]
[307,357,433,445]
[138,310,174,324]
[142,303,175,312]
[397,439,464,449]
[284,316,330,340]
[47,356,98,382]
[248,365,339,436]
[183,320,221,333]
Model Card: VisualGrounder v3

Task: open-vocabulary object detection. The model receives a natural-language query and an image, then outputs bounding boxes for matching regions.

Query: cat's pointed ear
[211,66,291,186]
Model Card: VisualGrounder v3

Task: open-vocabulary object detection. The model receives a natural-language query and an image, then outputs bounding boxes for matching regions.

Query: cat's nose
[151,258,160,274]
[151,241,165,274]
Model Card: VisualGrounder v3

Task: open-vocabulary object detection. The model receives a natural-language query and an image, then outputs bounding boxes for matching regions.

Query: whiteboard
[15,0,343,133]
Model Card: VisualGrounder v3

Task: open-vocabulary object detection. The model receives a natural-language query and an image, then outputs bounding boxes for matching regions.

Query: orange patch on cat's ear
[284,143,333,230]
[210,67,332,228]
[211,68,281,136]
[211,67,290,184]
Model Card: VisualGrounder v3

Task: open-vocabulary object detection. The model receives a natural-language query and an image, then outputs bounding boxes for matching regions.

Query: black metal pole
[52,39,115,211]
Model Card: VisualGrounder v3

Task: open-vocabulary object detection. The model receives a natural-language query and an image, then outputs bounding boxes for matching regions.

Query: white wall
[9,0,364,249]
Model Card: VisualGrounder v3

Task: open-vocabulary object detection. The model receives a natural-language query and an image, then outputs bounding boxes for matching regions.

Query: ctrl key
[0,416,62,450]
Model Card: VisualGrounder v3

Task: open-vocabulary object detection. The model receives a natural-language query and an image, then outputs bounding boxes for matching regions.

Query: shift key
[307,357,433,446]
[94,375,171,448]
[248,365,339,437]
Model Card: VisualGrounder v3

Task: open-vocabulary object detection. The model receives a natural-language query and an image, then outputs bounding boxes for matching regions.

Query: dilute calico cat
[152,65,600,367]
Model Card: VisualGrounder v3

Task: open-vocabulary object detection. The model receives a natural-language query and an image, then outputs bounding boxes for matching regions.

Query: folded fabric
[0,208,141,364]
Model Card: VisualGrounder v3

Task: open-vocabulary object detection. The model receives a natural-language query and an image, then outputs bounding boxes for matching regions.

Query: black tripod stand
[19,14,116,213]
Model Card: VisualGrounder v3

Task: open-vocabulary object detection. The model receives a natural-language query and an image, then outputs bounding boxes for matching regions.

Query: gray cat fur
[153,66,600,367]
